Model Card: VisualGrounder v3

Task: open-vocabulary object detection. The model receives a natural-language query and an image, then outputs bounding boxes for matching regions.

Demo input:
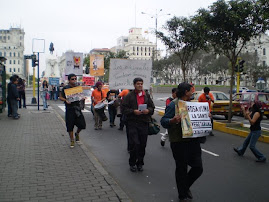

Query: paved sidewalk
[0,108,131,202]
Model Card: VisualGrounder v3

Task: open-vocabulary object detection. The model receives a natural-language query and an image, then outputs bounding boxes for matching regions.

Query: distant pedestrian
[234,101,266,162]
[48,84,53,100]
[41,80,49,110]
[107,89,119,127]
[8,76,20,119]
[198,87,214,136]
[17,78,26,108]
[160,82,203,201]
[91,82,107,130]
[7,76,16,117]
[59,74,86,148]
[122,78,155,172]
[118,89,129,130]
[160,88,177,147]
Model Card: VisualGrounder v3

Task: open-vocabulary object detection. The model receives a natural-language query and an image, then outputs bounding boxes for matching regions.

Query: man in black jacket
[122,77,155,172]
[8,76,20,119]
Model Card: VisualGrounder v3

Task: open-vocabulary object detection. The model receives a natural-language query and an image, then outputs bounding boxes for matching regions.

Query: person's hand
[16,98,20,101]
[209,112,212,118]
[134,109,142,115]
[142,109,149,114]
[170,115,181,124]
[66,100,71,104]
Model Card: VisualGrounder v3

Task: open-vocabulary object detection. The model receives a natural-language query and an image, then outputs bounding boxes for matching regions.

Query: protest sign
[109,59,152,89]
[65,52,83,76]
[176,101,211,138]
[90,55,104,76]
[49,77,60,86]
[82,75,95,86]
[64,86,84,102]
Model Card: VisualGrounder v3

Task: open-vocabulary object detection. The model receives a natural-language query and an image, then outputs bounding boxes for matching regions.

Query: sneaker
[187,189,193,199]
[160,140,165,147]
[256,158,266,163]
[130,166,137,172]
[110,124,113,128]
[233,148,243,156]
[118,127,123,131]
[137,165,143,172]
[70,140,75,148]
[8,114,12,117]
[75,133,80,142]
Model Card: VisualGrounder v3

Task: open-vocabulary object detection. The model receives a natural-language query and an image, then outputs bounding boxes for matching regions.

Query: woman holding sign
[161,82,204,201]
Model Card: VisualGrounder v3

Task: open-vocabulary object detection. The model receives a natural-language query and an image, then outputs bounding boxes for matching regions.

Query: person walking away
[234,101,266,162]
[198,87,214,136]
[59,74,86,148]
[91,82,107,130]
[7,76,14,117]
[122,78,155,172]
[107,89,119,127]
[48,84,53,100]
[41,80,49,110]
[160,88,177,147]
[9,76,20,119]
[118,89,129,130]
[161,82,204,201]
[17,78,26,108]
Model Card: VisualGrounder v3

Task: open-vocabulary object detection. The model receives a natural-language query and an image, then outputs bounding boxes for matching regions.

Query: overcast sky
[1,0,216,73]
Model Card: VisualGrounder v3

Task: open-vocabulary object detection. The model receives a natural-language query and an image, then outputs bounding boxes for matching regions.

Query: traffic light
[234,64,239,72]
[85,66,89,74]
[239,60,245,72]
[31,54,38,67]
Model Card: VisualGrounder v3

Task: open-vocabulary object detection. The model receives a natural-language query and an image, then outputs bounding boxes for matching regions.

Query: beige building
[0,28,25,78]
[114,28,160,60]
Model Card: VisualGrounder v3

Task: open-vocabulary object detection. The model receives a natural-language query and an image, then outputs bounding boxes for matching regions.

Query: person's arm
[160,102,181,129]
[101,90,107,102]
[245,111,260,125]
[209,93,215,103]
[59,88,70,104]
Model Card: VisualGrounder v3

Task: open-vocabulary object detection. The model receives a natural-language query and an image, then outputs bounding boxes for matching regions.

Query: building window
[18,68,20,72]
[13,68,16,72]
[8,36,10,40]
[9,60,11,64]
[9,68,12,72]
[133,47,135,51]
[149,53,151,56]
[145,47,147,52]
[141,47,143,51]
[18,53,20,57]
[0,36,2,40]
[14,60,16,64]
[263,48,266,55]
[4,52,6,56]
[20,42,22,46]
[4,61,6,64]
[3,36,6,40]
[145,53,147,56]
[18,60,20,64]
[149,47,151,52]
[263,61,266,67]
[0,52,1,56]
[20,36,22,40]
[10,52,12,57]
[14,52,16,57]
[137,47,139,51]
[137,52,139,55]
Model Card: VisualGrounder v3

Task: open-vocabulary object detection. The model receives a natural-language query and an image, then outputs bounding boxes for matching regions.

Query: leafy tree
[157,16,205,82]
[195,0,268,122]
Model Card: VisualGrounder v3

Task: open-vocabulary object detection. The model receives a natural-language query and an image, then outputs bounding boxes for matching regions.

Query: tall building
[0,28,25,78]
[114,28,160,60]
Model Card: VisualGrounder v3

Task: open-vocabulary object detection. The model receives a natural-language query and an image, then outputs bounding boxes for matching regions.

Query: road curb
[158,110,269,144]
[54,108,132,202]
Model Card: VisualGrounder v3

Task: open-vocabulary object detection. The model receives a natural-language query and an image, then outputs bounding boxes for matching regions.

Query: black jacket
[8,83,19,100]
[122,90,155,123]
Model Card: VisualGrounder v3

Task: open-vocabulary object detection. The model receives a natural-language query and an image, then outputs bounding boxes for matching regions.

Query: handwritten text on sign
[185,102,212,138]
[109,59,152,90]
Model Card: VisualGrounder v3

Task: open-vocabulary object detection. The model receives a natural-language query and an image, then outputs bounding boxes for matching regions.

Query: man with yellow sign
[59,74,86,148]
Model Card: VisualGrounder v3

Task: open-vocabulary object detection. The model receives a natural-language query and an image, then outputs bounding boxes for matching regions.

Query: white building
[0,28,25,78]
[114,28,161,60]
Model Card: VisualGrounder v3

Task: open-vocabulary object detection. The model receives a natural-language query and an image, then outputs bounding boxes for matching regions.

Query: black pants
[19,91,26,108]
[108,105,117,124]
[128,121,148,166]
[170,140,203,198]
[7,97,12,116]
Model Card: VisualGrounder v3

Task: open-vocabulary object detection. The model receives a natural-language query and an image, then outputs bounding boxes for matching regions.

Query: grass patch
[227,125,269,136]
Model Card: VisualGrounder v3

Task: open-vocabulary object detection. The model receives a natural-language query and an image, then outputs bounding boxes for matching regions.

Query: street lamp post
[141,9,170,60]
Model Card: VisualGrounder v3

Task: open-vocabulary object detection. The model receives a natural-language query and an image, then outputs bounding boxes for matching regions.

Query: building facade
[0,28,25,78]
[114,28,160,60]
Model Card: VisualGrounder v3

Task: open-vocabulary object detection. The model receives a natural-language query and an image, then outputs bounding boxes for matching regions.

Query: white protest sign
[109,59,152,89]
[183,102,212,138]
[65,52,83,76]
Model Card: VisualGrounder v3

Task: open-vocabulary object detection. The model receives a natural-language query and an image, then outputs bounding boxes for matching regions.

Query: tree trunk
[228,62,236,123]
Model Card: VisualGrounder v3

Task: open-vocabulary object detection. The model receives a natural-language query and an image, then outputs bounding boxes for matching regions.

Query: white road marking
[155,106,166,110]
[58,105,91,113]
[202,148,219,157]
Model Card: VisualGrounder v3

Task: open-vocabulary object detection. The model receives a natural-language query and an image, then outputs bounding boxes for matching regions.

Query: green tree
[195,0,268,122]
[157,16,205,82]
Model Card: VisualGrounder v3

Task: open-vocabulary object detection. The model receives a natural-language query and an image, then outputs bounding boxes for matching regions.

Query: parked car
[230,87,256,94]
[238,92,269,118]
[191,91,241,119]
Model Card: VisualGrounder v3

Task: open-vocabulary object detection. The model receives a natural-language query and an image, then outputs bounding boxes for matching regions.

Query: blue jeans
[41,92,48,109]
[238,130,266,160]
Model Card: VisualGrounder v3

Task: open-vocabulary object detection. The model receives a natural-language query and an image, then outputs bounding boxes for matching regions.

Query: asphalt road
[26,92,269,202]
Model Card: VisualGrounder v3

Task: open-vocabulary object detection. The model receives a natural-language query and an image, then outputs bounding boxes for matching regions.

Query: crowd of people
[8,73,266,201]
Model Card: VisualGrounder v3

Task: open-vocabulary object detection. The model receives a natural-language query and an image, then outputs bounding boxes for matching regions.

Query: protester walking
[91,82,107,130]
[59,74,86,148]
[234,101,266,162]
[118,89,129,130]
[7,76,15,117]
[122,78,155,172]
[17,78,26,108]
[198,87,214,136]
[161,82,204,201]
[48,84,53,100]
[41,80,49,110]
[8,76,20,119]
[160,88,177,147]
[107,89,119,127]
